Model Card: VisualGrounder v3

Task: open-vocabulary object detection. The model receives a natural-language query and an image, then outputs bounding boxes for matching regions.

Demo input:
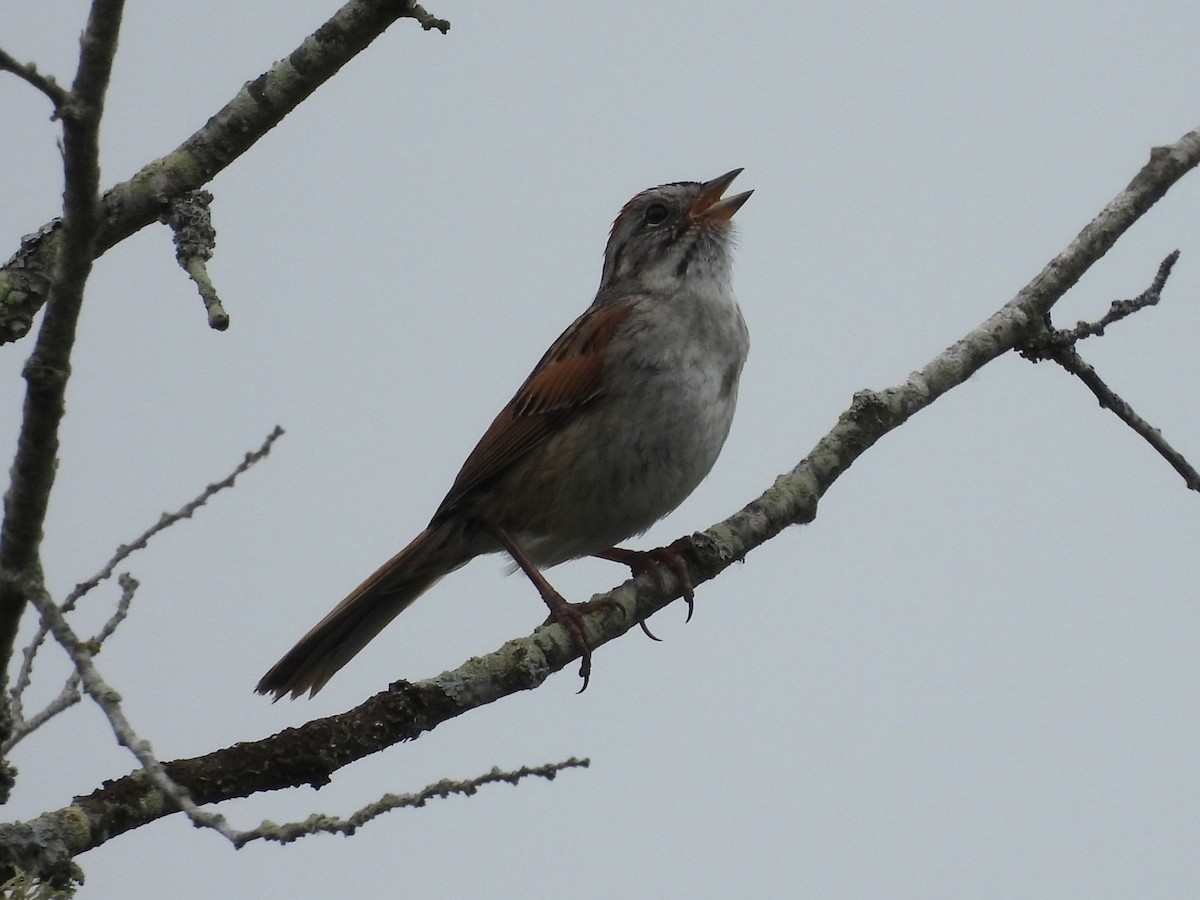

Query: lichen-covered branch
[162,190,228,330]
[0,0,449,344]
[240,758,587,847]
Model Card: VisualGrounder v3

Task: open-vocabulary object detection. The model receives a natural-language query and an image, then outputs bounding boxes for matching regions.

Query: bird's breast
[514,287,748,565]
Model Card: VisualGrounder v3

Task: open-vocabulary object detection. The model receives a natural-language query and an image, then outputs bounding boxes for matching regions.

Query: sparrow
[257,169,752,699]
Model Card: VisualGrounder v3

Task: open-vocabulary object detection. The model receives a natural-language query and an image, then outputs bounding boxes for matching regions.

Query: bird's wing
[431,297,635,521]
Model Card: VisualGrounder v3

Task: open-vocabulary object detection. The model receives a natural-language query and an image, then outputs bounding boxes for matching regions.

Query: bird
[257,169,752,699]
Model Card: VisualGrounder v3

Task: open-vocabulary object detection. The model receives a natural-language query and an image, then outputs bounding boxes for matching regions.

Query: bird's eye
[643,203,669,227]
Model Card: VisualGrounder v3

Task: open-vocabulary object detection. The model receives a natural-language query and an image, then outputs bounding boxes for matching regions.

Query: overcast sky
[3,2,1199,898]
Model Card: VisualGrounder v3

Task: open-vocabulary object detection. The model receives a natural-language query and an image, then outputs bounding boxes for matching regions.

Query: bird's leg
[594,537,697,640]
[487,523,621,692]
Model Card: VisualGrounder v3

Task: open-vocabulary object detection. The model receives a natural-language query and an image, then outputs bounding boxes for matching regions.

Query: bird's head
[600,168,752,293]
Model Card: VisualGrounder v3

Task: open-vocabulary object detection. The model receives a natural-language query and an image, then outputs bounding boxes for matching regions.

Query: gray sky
[3,2,1199,897]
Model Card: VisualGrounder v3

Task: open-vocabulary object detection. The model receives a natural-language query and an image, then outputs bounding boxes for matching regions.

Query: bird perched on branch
[257,169,752,699]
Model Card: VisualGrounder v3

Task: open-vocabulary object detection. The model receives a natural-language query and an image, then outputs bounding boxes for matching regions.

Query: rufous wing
[432,299,635,520]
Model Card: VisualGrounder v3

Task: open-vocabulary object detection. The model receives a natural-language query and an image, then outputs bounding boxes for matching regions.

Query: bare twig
[67,426,284,609]
[239,758,587,848]
[5,573,139,751]
[1042,344,1198,491]
[91,572,139,649]
[1068,249,1180,338]
[181,260,228,330]
[4,675,80,752]
[9,428,284,726]
[1020,251,1198,491]
[0,46,69,111]
[1027,250,1181,347]
[10,574,243,842]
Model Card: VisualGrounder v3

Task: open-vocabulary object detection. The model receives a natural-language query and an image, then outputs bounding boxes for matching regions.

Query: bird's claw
[542,596,623,692]
[596,537,697,635]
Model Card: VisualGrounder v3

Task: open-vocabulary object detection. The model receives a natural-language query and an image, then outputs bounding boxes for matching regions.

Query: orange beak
[688,168,753,222]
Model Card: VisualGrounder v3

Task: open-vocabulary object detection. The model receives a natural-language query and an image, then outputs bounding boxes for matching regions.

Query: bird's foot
[541,593,623,692]
[595,537,697,640]
[487,521,623,692]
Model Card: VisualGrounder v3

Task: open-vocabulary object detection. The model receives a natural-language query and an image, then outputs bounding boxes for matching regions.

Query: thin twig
[3,675,80,751]
[238,758,588,848]
[12,574,242,842]
[91,572,139,648]
[1019,251,1198,491]
[1030,250,1181,346]
[1045,345,1199,491]
[4,573,139,751]
[182,257,229,330]
[68,426,284,608]
[0,46,69,111]
[9,428,284,723]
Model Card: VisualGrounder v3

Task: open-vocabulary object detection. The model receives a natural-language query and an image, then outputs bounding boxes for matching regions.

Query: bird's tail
[256,525,463,700]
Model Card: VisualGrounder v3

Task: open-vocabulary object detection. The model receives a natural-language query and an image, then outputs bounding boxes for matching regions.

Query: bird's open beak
[689,168,753,222]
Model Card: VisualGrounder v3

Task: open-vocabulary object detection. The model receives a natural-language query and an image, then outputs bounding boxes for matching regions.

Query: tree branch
[8,427,283,746]
[0,46,69,111]
[1047,250,1180,342]
[0,0,448,344]
[1019,250,1200,491]
[1029,343,1200,491]
[0,0,126,772]
[15,575,244,842]
[161,190,228,330]
[237,758,587,848]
